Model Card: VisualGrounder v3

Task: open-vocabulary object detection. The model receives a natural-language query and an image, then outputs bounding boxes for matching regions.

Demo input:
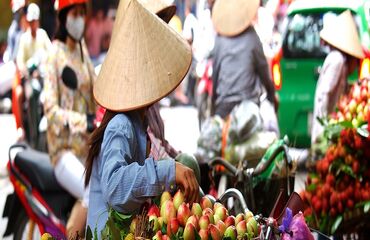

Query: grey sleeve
[253,39,275,103]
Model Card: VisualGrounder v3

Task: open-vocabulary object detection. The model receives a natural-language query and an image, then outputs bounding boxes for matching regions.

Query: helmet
[54,0,87,12]
[11,0,25,13]
[26,3,40,22]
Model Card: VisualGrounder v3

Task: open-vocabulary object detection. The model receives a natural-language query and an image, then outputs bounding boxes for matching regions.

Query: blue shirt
[86,112,176,236]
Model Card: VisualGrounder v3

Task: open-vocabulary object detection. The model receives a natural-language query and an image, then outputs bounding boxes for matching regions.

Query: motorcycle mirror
[61,66,78,90]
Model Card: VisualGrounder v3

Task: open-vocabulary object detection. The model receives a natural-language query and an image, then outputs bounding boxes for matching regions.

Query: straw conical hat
[212,0,259,37]
[139,0,176,23]
[94,0,191,111]
[320,10,364,59]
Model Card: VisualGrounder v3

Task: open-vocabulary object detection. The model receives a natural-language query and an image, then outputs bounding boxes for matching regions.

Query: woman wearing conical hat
[210,0,277,119]
[311,10,364,145]
[85,0,198,235]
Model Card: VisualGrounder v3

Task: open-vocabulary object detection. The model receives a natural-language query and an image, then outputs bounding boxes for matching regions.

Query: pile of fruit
[331,77,370,128]
[127,190,260,240]
[302,78,370,235]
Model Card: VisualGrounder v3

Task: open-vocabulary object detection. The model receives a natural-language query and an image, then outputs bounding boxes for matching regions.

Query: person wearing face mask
[43,0,96,237]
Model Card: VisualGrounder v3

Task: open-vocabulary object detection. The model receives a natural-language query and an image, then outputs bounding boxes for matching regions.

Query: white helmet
[11,0,25,13]
[26,3,40,22]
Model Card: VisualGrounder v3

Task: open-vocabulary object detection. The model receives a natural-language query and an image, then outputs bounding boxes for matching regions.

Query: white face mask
[66,15,85,41]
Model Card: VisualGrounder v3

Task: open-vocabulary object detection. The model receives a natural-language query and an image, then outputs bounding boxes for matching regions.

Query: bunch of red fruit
[301,127,370,233]
[129,190,260,240]
[333,78,370,128]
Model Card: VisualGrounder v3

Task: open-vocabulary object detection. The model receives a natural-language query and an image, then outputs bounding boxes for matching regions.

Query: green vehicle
[271,0,370,147]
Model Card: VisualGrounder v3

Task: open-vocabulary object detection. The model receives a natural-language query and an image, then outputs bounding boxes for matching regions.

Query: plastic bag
[224,131,277,167]
[228,100,262,144]
[197,116,223,161]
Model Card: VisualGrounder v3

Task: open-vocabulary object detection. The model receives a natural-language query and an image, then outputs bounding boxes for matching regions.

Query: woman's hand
[175,162,199,204]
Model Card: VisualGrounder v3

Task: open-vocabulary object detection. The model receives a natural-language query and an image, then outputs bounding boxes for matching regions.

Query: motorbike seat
[14,148,65,192]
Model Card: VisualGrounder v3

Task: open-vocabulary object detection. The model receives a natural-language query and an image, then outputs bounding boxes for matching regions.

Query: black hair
[54,6,72,42]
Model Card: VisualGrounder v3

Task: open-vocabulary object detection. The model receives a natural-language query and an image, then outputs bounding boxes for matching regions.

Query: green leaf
[113,211,132,221]
[339,164,356,178]
[364,201,370,213]
[306,183,317,192]
[331,215,343,234]
[162,223,167,234]
[86,226,93,240]
[195,230,201,240]
[107,217,121,240]
[357,124,369,138]
[94,226,99,240]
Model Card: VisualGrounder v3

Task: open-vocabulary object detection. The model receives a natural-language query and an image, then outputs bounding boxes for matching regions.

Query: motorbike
[3,66,97,239]
[195,58,213,128]
[12,54,47,152]
[2,143,75,239]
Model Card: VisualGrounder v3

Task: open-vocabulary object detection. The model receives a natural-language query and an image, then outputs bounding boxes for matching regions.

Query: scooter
[3,66,97,240]
[195,58,213,128]
[2,144,75,239]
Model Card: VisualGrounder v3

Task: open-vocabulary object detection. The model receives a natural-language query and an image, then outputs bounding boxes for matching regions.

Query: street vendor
[85,0,199,235]
[311,10,364,145]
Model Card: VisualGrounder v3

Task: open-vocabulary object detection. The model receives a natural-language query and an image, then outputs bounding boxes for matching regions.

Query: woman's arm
[99,120,176,213]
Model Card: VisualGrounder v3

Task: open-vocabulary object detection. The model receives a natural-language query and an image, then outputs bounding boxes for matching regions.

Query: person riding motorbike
[210,0,277,119]
[43,0,96,237]
[16,3,52,78]
[85,0,199,236]
[4,0,27,63]
[15,3,53,149]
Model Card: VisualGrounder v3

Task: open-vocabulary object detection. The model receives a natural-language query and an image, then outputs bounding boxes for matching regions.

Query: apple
[202,208,214,223]
[177,203,191,226]
[173,190,185,210]
[191,203,202,218]
[236,220,247,237]
[208,224,222,240]
[349,99,357,113]
[148,204,160,217]
[224,216,235,227]
[213,202,223,212]
[244,211,254,222]
[153,231,162,240]
[223,226,237,240]
[198,229,208,240]
[184,223,196,240]
[214,206,228,221]
[200,196,213,210]
[213,214,221,225]
[235,213,245,225]
[160,200,176,224]
[160,191,172,207]
[199,215,211,230]
[246,217,258,237]
[130,217,138,233]
[167,218,180,237]
[162,235,169,240]
[186,215,200,231]
[216,220,226,235]
[149,215,160,232]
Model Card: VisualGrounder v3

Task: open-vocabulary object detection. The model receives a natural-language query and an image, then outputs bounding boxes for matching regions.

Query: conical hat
[94,0,191,111]
[320,10,364,59]
[139,0,176,23]
[212,0,259,37]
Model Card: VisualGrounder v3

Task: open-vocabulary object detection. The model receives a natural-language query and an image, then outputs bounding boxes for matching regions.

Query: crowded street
[1,0,370,239]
